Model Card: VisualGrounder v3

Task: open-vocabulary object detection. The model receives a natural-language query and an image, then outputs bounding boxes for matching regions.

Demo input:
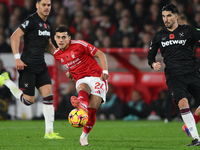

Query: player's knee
[178,98,189,109]
[20,94,34,106]
[43,94,53,105]
[88,97,102,109]
[23,94,35,102]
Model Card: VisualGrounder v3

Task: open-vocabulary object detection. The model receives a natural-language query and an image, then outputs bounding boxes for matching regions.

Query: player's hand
[66,71,72,79]
[15,59,27,70]
[100,73,109,81]
[152,62,161,71]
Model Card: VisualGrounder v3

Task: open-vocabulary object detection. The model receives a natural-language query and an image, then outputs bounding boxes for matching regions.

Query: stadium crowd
[0,0,200,50]
[0,0,200,120]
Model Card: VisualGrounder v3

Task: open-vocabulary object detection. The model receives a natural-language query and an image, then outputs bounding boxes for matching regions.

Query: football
[68,108,88,128]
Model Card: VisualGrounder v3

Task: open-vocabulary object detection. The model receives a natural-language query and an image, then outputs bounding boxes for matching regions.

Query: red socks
[78,90,90,107]
[193,113,200,124]
[78,91,96,133]
[83,108,97,133]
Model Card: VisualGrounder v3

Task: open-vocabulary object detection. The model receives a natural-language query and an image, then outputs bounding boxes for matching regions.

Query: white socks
[43,104,54,134]
[4,78,55,135]
[80,131,89,139]
[3,79,22,100]
[181,109,199,139]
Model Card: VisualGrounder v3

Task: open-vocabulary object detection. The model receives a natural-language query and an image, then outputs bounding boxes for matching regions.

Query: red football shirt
[54,40,103,82]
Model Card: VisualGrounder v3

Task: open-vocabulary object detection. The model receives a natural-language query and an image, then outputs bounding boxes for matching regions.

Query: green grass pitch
[0,120,199,150]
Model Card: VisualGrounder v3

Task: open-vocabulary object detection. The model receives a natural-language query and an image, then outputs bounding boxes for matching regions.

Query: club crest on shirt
[179,32,184,37]
[71,51,75,58]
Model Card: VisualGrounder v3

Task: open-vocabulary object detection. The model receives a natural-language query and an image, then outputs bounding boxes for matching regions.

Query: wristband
[103,70,108,75]
[14,53,20,59]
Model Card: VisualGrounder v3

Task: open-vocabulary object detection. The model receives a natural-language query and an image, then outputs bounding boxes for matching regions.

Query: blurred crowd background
[0,0,200,121]
[0,0,200,51]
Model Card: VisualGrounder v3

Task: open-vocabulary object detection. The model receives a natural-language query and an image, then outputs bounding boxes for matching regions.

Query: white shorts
[76,77,108,102]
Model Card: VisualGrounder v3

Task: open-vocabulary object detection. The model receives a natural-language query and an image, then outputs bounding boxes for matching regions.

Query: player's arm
[66,71,72,80]
[45,39,56,55]
[10,27,27,70]
[94,50,109,80]
[147,34,161,71]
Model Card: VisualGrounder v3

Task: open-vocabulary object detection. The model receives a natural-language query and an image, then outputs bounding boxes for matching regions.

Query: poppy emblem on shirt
[169,34,175,39]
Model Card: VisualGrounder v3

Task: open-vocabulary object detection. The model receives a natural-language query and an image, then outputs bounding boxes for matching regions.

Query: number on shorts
[95,82,104,90]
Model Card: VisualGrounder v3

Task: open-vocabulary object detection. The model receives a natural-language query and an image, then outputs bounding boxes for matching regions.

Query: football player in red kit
[48,26,109,146]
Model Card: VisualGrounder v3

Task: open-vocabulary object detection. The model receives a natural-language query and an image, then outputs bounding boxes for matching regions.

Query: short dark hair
[37,0,51,3]
[55,26,71,36]
[162,4,178,14]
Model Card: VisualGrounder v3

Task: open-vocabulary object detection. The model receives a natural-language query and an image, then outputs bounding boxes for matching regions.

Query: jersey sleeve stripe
[71,40,88,47]
[53,48,60,55]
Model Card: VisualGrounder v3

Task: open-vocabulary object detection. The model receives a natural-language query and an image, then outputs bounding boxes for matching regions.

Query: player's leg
[37,69,64,139]
[0,71,35,105]
[0,72,22,99]
[168,75,200,146]
[190,80,200,124]
[179,98,199,139]
[80,95,102,146]
[178,98,200,146]
[182,107,200,137]
[183,76,200,138]
[76,77,107,145]
[39,84,54,134]
[193,106,200,124]
[71,83,91,112]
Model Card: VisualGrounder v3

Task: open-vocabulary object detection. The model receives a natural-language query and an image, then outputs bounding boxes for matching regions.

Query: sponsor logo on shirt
[65,58,81,69]
[38,30,50,36]
[161,39,187,47]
